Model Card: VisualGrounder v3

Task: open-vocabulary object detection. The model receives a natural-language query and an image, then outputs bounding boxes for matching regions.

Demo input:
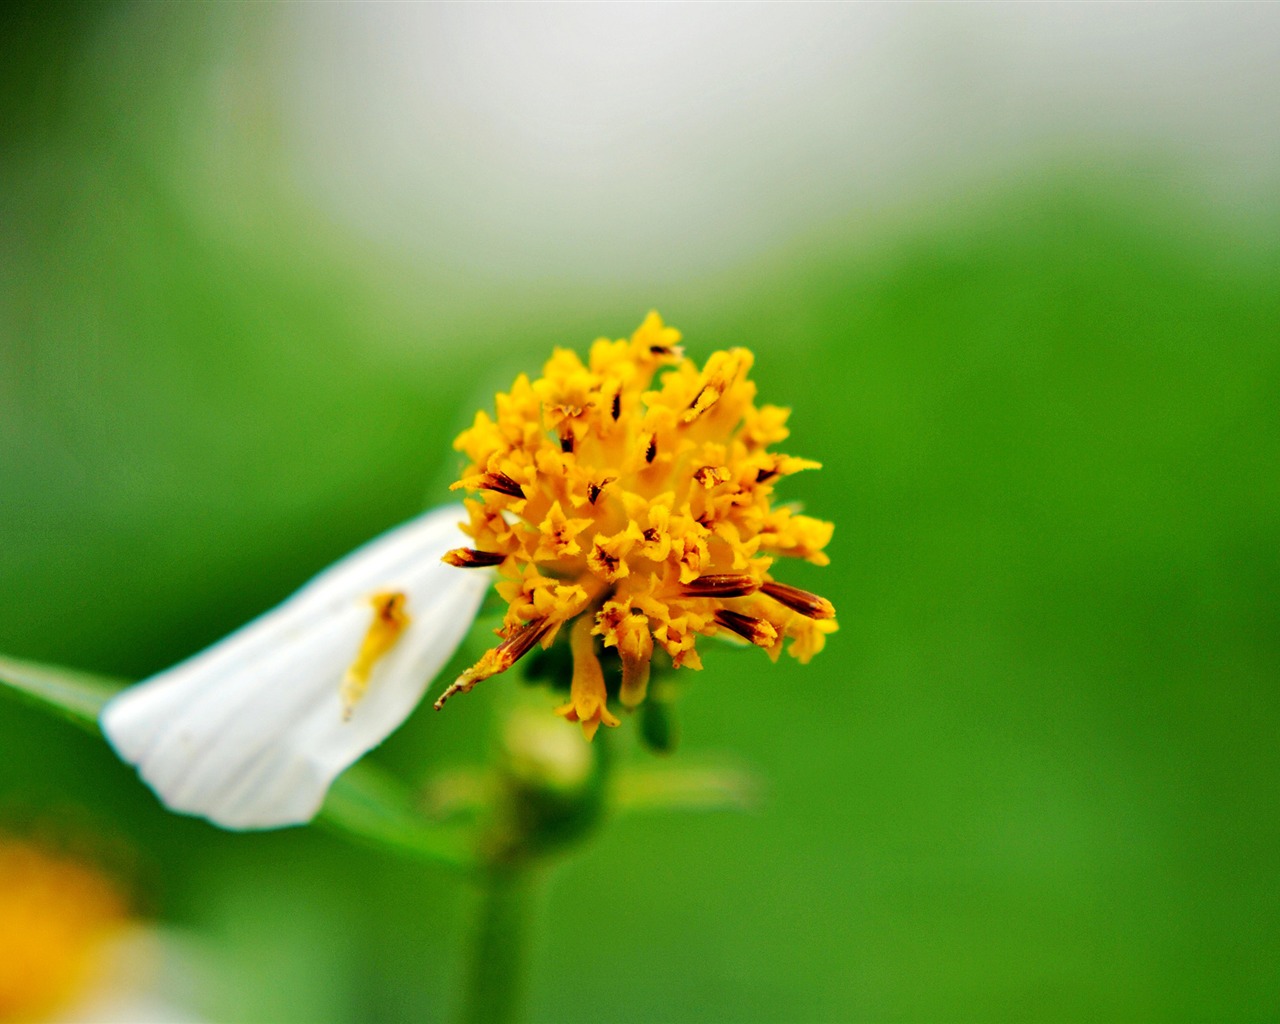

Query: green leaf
[0,654,126,731]
[0,653,476,869]
[318,762,474,871]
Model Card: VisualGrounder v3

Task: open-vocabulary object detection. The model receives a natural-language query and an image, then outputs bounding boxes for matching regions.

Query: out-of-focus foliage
[2,4,1277,1022]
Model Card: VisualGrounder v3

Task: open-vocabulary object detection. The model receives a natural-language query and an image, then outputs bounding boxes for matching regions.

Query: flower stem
[459,866,538,1024]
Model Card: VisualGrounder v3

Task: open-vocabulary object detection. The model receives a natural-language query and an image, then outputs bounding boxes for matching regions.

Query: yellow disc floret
[438,312,837,737]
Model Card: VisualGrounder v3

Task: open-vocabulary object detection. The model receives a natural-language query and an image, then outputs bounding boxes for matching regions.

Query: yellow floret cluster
[438,312,837,738]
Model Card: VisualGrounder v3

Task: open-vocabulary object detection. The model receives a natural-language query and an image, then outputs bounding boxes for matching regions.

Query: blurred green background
[2,4,1277,1022]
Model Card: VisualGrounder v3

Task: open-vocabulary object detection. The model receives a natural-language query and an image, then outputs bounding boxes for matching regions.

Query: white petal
[101,505,491,830]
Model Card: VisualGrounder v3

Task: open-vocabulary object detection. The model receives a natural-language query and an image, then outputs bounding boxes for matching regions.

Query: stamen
[551,403,584,420]
[478,471,525,499]
[683,384,722,423]
[586,475,616,506]
[683,573,759,598]
[611,390,622,421]
[560,434,574,453]
[761,581,836,620]
[498,618,554,665]
[341,592,410,719]
[755,455,820,482]
[694,466,731,488]
[645,436,657,464]
[434,618,551,709]
[714,610,778,648]
[443,548,505,568]
[588,543,622,580]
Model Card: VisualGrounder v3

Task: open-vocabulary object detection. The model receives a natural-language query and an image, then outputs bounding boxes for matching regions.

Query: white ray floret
[101,505,490,831]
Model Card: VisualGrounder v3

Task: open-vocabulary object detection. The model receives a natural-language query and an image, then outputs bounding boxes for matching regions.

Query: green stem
[459,867,537,1024]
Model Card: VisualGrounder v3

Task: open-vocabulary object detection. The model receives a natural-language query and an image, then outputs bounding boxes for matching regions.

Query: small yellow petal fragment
[341,591,410,720]
[556,615,621,741]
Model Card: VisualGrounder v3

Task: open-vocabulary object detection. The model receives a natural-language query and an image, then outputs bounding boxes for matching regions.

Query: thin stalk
[459,866,538,1024]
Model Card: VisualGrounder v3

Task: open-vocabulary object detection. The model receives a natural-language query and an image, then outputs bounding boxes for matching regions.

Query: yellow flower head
[0,839,127,1023]
[437,312,837,738]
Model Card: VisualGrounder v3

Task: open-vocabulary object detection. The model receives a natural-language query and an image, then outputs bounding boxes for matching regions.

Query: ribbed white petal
[101,505,490,830]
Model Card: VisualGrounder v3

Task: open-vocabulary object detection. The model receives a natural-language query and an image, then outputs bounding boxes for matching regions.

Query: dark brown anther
[590,543,621,576]
[497,617,553,664]
[374,592,406,622]
[683,573,759,598]
[756,467,779,484]
[694,466,730,488]
[645,436,657,464]
[479,471,525,499]
[687,385,708,411]
[761,581,836,620]
[586,476,615,505]
[643,528,660,543]
[611,391,622,421]
[442,548,506,569]
[560,434,574,453]
[433,617,552,710]
[649,344,682,358]
[714,610,778,648]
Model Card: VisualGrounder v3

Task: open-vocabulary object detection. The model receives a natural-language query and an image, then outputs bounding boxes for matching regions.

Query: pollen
[442,311,837,738]
[341,591,410,719]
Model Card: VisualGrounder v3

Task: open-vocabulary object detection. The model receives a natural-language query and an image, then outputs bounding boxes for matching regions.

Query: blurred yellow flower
[438,312,837,738]
[0,839,126,1023]
[0,837,206,1023]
